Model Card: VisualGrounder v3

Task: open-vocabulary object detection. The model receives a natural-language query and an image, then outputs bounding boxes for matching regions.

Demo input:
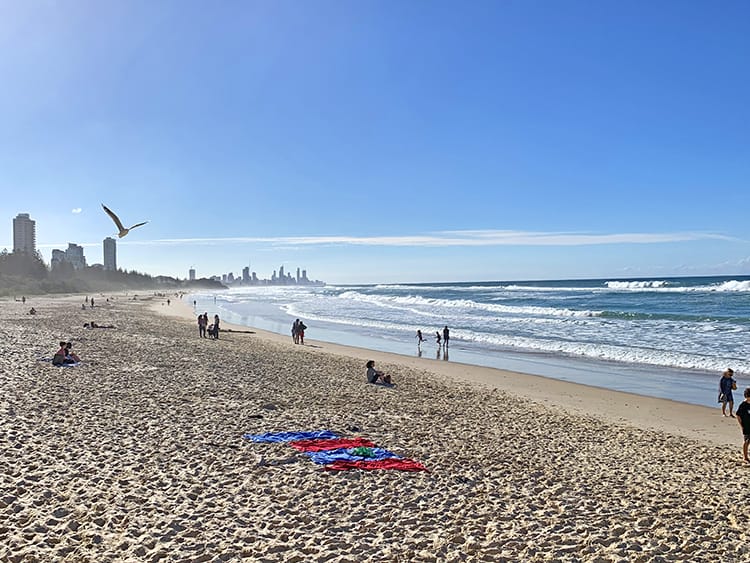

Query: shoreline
[157,296,739,448]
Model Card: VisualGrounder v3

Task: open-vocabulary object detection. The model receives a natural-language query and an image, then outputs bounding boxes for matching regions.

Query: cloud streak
[88,229,733,248]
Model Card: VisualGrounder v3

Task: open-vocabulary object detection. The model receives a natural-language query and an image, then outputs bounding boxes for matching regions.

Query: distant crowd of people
[416,325,450,349]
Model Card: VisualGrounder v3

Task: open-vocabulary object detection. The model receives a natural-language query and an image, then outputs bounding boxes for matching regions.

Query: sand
[2,294,750,562]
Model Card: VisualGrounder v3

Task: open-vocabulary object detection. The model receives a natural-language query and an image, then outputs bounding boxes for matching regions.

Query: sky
[1,0,748,284]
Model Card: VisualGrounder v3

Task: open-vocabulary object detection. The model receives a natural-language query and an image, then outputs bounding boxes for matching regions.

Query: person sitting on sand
[29,307,36,315]
[52,342,78,365]
[65,342,81,363]
[736,387,750,463]
[366,360,392,385]
[720,368,737,417]
[52,342,67,365]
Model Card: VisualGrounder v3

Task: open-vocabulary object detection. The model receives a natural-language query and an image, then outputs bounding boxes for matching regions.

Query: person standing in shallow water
[719,368,737,417]
[443,325,450,348]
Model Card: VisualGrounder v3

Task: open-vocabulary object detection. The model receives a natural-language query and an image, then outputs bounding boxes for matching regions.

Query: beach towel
[242,430,339,443]
[324,458,428,472]
[305,447,400,465]
[39,358,81,367]
[288,437,376,452]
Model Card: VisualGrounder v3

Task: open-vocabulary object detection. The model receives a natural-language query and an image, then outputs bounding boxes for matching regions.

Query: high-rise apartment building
[103,237,117,271]
[189,268,196,281]
[13,213,36,254]
[65,243,86,270]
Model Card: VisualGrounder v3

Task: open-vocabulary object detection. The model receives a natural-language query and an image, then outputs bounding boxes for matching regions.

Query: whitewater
[188,275,750,408]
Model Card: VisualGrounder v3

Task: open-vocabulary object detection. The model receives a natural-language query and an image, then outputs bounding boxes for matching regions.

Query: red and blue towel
[243,431,427,472]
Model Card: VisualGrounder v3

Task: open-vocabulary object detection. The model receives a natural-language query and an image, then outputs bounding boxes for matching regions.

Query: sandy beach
[2,294,750,562]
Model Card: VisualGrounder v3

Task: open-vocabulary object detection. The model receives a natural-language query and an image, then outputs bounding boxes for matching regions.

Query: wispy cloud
[71,208,82,214]
[109,229,734,248]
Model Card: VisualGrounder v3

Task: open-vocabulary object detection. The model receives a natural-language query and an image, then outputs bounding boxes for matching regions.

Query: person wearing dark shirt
[736,387,750,463]
[443,326,450,348]
[719,368,737,417]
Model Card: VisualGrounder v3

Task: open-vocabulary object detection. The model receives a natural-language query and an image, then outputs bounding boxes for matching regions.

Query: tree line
[0,249,223,296]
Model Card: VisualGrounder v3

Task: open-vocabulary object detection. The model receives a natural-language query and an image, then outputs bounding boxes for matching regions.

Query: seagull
[101,204,148,238]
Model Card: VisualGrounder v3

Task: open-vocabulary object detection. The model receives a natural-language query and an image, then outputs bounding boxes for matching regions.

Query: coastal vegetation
[0,249,223,297]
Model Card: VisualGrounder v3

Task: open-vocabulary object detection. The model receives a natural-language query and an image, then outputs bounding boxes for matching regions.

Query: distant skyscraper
[103,237,117,271]
[296,267,300,283]
[13,213,36,254]
[189,268,196,281]
[65,243,86,270]
[242,266,250,283]
[51,249,65,269]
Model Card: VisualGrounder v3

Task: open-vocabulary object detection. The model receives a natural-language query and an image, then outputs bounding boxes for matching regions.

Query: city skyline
[7,211,322,283]
[1,2,748,284]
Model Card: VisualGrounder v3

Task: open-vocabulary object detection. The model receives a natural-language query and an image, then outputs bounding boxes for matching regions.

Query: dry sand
[2,294,750,562]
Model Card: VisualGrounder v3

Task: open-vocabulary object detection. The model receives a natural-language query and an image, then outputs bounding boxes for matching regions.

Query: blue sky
[1,0,748,284]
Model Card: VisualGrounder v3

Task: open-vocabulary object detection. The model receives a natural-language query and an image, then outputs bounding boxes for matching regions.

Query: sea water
[188,276,750,408]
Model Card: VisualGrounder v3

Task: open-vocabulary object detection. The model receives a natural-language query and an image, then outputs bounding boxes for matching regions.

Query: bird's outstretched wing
[129,221,148,230]
[101,204,125,231]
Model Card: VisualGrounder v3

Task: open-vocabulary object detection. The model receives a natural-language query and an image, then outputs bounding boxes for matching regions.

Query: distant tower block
[13,213,36,254]
[189,268,196,281]
[103,237,117,271]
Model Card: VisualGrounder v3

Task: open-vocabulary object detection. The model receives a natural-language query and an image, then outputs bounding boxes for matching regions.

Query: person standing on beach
[292,319,300,344]
[737,387,750,463]
[213,314,220,339]
[443,326,450,348]
[198,313,207,338]
[719,368,737,417]
[298,321,307,345]
[435,331,441,346]
[416,330,425,347]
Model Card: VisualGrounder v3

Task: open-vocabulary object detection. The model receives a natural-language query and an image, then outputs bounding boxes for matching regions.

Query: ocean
[188,275,750,408]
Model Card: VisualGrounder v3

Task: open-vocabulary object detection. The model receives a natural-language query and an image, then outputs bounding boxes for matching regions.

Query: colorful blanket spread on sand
[244,431,427,471]
[288,437,376,451]
[242,430,339,443]
[39,358,82,368]
[324,459,428,472]
[305,447,400,465]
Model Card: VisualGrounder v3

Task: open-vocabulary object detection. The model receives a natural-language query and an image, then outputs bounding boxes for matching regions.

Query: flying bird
[101,204,148,238]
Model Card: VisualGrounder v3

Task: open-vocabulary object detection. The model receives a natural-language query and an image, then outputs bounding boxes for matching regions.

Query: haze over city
[1,1,748,284]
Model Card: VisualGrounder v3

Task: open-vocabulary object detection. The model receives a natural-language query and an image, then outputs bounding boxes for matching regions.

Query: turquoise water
[189,275,750,408]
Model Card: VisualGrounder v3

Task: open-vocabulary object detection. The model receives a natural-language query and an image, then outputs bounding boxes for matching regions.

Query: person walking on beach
[435,331,441,346]
[443,325,450,348]
[297,321,307,345]
[737,387,750,463]
[719,368,737,417]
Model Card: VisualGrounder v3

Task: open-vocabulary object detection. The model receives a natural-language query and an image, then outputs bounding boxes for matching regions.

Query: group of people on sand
[718,368,750,463]
[197,313,220,339]
[52,341,80,366]
[416,325,450,348]
[291,319,307,345]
